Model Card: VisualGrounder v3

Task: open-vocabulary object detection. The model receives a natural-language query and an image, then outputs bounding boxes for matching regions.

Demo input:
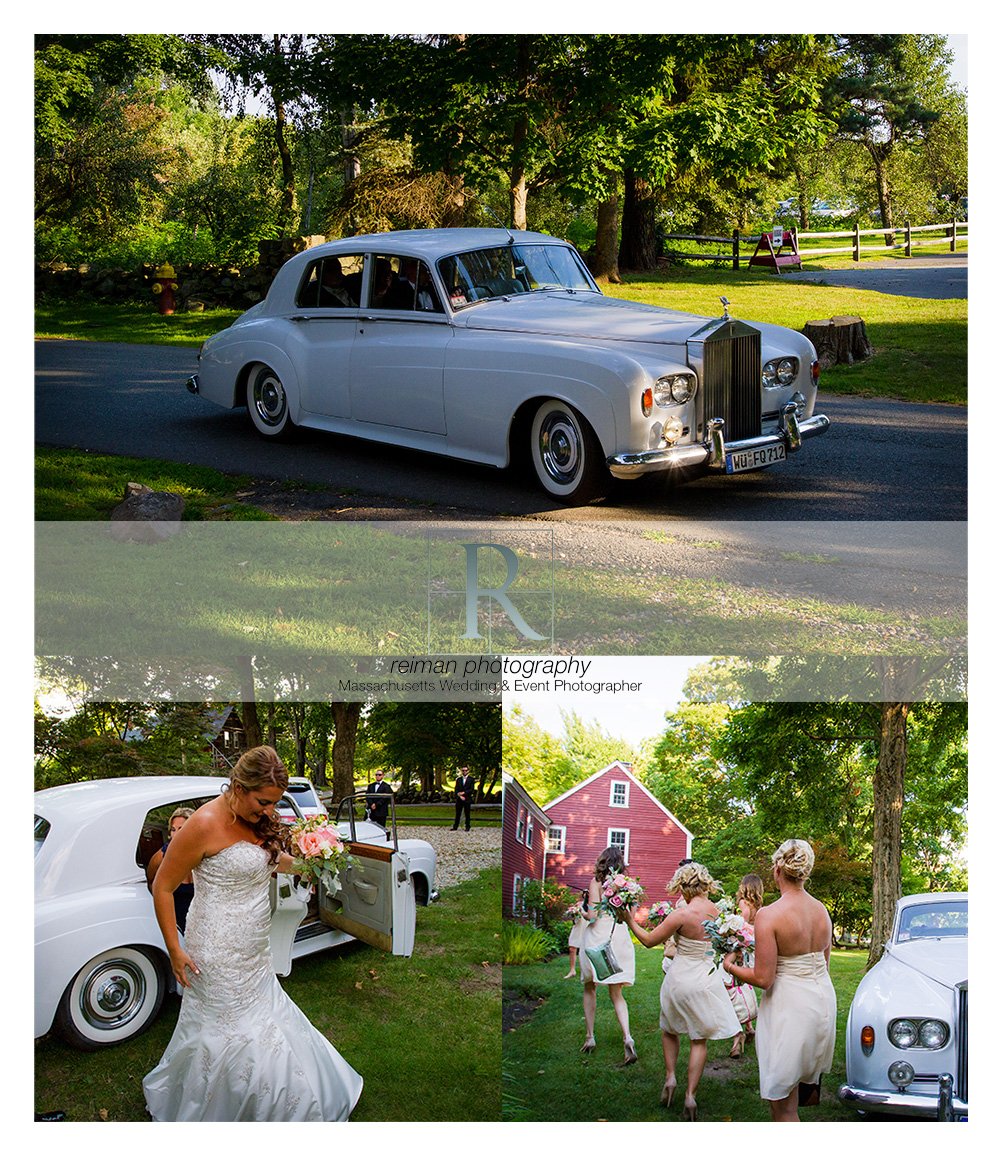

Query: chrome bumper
[186,374,200,394]
[838,1077,967,1120]
[607,406,830,480]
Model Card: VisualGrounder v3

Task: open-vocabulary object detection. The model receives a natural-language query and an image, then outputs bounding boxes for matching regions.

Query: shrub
[502,920,555,965]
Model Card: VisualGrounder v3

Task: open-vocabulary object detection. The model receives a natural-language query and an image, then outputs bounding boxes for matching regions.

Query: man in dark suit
[451,767,475,831]
[365,769,393,826]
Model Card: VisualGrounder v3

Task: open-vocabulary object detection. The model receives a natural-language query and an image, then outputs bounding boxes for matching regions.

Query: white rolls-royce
[34,776,437,1050]
[839,892,968,1120]
[186,228,829,504]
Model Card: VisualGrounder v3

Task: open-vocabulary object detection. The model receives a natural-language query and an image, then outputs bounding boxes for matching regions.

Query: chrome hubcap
[253,374,286,426]
[79,959,147,1029]
[539,412,581,483]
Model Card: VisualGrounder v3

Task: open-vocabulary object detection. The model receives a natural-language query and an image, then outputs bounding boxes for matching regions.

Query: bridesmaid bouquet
[702,912,755,971]
[289,816,353,890]
[645,900,674,929]
[565,900,586,920]
[597,873,645,921]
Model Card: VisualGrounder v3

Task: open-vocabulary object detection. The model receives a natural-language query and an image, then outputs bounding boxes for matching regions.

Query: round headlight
[653,380,672,407]
[762,361,777,387]
[670,374,693,404]
[776,358,797,385]
[888,1061,915,1089]
[919,1019,949,1049]
[889,1019,918,1048]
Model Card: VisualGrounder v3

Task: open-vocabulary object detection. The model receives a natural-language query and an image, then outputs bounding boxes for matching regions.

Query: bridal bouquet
[645,900,674,929]
[597,873,644,921]
[289,816,352,889]
[701,912,755,971]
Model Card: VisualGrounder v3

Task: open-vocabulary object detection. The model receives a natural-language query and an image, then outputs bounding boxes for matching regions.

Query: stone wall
[35,235,330,311]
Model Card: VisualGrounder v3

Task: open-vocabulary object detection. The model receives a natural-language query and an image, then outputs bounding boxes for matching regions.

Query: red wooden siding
[502,775,549,915]
[544,762,691,906]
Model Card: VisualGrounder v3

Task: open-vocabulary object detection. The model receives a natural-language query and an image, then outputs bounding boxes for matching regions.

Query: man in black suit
[451,767,475,831]
[365,769,393,826]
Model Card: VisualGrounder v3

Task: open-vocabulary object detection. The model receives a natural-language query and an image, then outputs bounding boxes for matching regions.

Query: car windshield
[437,243,597,309]
[897,899,968,941]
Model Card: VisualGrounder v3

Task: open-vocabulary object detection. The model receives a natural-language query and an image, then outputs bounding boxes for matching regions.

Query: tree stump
[801,315,873,368]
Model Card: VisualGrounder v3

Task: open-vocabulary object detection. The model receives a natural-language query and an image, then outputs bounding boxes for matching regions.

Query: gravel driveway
[401,825,501,890]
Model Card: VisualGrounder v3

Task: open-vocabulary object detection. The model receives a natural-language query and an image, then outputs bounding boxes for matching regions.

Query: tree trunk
[590,193,622,282]
[868,142,895,248]
[801,316,873,368]
[619,171,658,272]
[330,701,363,808]
[867,700,908,970]
[235,655,262,749]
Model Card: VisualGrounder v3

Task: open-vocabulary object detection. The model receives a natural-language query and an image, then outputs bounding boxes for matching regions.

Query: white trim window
[609,780,629,808]
[547,825,565,854]
[607,827,630,862]
[512,873,523,914]
[516,806,525,843]
[526,817,534,848]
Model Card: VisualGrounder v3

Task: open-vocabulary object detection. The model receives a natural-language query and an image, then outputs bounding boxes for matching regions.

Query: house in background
[204,707,246,768]
[502,772,550,916]
[544,761,692,904]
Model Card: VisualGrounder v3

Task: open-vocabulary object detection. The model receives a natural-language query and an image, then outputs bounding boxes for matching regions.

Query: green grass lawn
[34,301,241,346]
[34,866,501,1122]
[502,945,866,1122]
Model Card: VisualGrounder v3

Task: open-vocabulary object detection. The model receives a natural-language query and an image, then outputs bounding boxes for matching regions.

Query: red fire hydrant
[152,262,178,315]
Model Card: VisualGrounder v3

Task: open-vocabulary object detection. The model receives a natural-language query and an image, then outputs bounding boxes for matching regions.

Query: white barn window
[608,827,630,862]
[547,826,565,854]
[609,780,629,808]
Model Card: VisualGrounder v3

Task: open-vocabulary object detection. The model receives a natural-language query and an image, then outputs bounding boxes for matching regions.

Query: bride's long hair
[594,845,626,882]
[227,745,290,864]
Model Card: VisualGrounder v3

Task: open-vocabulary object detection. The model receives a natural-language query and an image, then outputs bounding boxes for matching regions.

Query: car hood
[886,938,968,988]
[453,292,715,344]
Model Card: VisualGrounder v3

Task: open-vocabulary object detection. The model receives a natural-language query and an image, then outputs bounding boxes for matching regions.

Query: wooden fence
[661,218,969,269]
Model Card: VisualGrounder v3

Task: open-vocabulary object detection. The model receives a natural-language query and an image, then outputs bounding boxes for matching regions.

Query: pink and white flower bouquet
[701,911,755,971]
[565,899,586,920]
[289,816,352,890]
[597,873,644,922]
[645,900,674,929]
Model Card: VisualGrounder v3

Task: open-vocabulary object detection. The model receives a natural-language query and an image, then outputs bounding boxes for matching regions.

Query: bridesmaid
[626,862,740,1119]
[726,873,763,1057]
[564,888,588,978]
[724,840,836,1121]
[579,847,637,1066]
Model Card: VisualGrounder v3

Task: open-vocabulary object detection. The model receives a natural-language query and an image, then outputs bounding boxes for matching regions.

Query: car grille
[699,320,762,442]
[956,983,968,1102]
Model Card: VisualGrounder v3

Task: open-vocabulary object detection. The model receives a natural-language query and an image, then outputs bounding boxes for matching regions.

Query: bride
[143,746,363,1121]
[724,839,836,1121]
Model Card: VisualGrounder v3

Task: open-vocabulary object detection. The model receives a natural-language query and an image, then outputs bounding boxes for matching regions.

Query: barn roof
[502,772,551,827]
[543,761,694,839]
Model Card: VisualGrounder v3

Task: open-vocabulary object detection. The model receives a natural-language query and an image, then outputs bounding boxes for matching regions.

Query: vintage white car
[186,227,829,504]
[34,776,437,1050]
[839,892,968,1119]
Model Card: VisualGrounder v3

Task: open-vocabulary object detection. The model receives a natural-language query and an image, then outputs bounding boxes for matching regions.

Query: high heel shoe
[621,1039,637,1066]
[660,1076,677,1106]
[580,1037,596,1054]
[683,1094,698,1121]
[729,1031,745,1058]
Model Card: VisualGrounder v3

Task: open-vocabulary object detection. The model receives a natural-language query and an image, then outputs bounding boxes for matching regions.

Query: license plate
[726,443,787,474]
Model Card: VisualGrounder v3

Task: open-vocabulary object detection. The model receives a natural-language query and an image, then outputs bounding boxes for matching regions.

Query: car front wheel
[529,400,606,504]
[246,363,295,438]
[54,946,167,1050]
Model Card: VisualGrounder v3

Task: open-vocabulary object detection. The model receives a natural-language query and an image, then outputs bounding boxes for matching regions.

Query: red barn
[502,773,549,917]
[544,761,692,905]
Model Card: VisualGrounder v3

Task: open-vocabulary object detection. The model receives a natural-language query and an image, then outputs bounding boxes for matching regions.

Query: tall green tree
[830,34,953,242]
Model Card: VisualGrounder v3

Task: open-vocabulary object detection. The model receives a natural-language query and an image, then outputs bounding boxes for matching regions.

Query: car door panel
[268,874,312,977]
[318,841,416,957]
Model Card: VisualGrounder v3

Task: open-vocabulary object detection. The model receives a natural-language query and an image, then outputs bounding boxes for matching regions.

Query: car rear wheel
[529,400,606,504]
[54,946,167,1050]
[246,362,295,439]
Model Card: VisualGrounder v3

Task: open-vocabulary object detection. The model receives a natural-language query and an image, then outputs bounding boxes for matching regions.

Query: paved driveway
[784,253,967,299]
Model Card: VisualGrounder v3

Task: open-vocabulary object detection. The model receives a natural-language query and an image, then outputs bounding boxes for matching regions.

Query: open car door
[318,791,416,957]
[268,789,312,976]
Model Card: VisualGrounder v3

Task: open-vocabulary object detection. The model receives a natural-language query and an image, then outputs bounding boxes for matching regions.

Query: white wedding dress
[143,842,363,1121]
